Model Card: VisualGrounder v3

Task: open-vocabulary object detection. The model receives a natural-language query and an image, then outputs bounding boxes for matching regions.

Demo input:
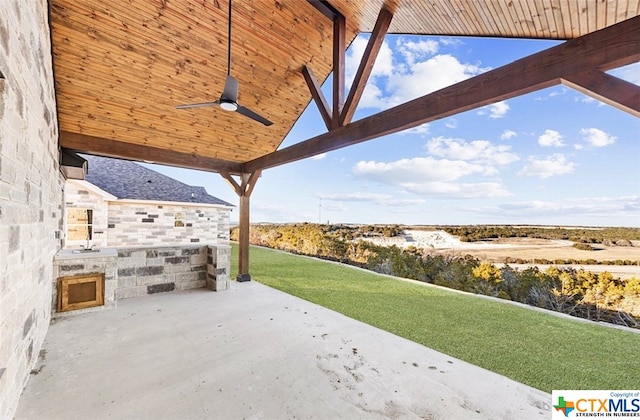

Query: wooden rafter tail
[561,70,640,118]
[340,7,393,126]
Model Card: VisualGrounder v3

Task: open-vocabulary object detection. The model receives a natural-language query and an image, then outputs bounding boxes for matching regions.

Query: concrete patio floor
[16,281,551,419]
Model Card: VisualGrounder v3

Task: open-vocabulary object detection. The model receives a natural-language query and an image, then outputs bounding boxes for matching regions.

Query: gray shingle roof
[82,154,233,207]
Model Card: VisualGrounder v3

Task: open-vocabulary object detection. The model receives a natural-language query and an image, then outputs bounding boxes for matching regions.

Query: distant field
[363,230,640,279]
[437,239,640,280]
[451,237,640,261]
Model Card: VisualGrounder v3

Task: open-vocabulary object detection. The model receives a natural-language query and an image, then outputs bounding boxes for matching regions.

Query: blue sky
[146,35,640,227]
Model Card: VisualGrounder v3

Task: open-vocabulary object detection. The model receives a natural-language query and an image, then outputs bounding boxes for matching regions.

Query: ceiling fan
[176,0,273,126]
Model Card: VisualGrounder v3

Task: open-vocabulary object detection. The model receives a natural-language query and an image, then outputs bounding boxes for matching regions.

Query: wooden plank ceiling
[51,0,640,174]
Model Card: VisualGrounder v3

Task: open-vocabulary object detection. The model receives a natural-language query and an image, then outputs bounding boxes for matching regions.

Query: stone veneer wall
[63,181,232,249]
[117,245,210,299]
[107,202,230,247]
[0,2,63,418]
[207,245,231,291]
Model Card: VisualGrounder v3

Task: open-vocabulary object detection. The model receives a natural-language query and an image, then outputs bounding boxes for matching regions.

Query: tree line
[231,223,640,329]
[438,225,640,244]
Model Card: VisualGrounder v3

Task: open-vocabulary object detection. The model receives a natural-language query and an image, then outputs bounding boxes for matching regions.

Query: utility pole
[318,198,322,224]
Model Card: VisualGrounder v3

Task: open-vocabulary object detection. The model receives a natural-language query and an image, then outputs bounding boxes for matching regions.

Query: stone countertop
[54,248,118,260]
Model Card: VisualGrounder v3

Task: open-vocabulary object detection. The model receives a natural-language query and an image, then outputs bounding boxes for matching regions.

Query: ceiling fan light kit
[220,100,238,112]
[176,0,272,126]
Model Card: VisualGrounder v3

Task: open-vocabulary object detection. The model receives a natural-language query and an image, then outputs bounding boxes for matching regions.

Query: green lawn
[231,244,640,392]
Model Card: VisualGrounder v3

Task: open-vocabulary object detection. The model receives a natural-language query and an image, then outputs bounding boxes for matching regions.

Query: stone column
[207,244,231,291]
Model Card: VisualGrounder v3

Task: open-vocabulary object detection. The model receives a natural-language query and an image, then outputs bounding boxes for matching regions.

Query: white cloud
[518,154,576,178]
[490,101,510,118]
[580,96,597,104]
[537,129,565,147]
[317,192,426,207]
[439,37,463,47]
[403,181,510,198]
[478,101,510,119]
[398,122,430,136]
[580,128,616,148]
[425,136,519,166]
[397,38,439,66]
[501,130,517,140]
[534,87,568,101]
[386,54,484,106]
[321,202,349,212]
[311,153,327,160]
[352,157,510,198]
[610,62,640,85]
[388,198,428,207]
[353,157,485,183]
[495,196,640,218]
[318,192,389,202]
[345,36,488,110]
[345,35,394,81]
[357,83,388,109]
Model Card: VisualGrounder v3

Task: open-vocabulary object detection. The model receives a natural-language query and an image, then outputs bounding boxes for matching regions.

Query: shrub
[573,243,595,251]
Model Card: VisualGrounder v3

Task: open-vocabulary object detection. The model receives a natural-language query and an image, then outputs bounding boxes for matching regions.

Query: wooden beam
[60,131,243,174]
[243,170,261,197]
[562,70,640,117]
[243,15,640,172]
[220,170,261,196]
[332,13,345,129]
[302,65,333,130]
[219,171,242,196]
[306,0,339,21]
[340,7,393,126]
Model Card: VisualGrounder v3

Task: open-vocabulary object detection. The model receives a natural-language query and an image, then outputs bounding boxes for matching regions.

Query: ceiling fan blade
[222,75,239,102]
[176,1,273,127]
[236,105,273,126]
[176,101,221,110]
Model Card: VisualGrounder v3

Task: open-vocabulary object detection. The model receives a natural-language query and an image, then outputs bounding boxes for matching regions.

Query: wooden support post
[332,13,345,129]
[220,171,261,282]
[237,193,251,281]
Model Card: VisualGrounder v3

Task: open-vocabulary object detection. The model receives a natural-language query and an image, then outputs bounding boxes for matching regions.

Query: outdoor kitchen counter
[54,248,118,260]
[52,248,119,315]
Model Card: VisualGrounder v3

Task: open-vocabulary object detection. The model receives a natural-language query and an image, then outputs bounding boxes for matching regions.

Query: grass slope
[232,244,639,392]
